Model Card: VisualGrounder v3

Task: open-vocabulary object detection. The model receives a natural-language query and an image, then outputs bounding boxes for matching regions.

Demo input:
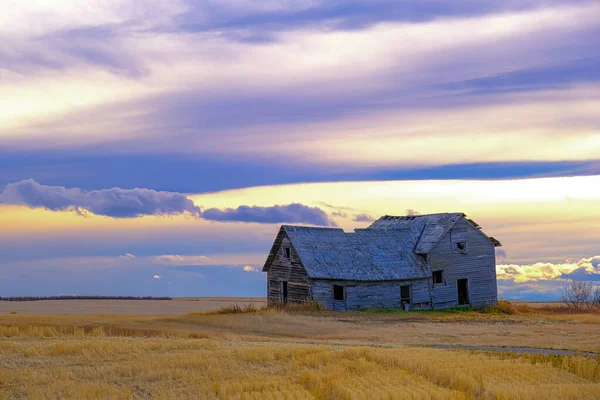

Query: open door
[333,285,346,311]
[457,279,470,305]
[280,281,288,305]
[400,285,411,310]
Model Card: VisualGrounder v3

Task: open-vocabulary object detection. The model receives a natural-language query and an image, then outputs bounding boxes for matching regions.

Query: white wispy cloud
[119,253,136,259]
[154,255,210,265]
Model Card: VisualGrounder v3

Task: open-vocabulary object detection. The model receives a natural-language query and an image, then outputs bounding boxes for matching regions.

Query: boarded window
[400,285,411,303]
[432,270,444,284]
[283,247,291,258]
[333,285,345,301]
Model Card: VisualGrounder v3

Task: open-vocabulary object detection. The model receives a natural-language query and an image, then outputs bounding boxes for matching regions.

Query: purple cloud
[203,203,337,227]
[0,179,334,226]
[353,213,375,222]
[496,248,507,259]
[0,179,201,218]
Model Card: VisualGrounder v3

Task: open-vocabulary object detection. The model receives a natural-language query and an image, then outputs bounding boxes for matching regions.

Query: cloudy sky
[1,0,599,299]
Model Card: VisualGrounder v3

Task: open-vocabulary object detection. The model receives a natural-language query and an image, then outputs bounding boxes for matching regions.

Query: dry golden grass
[1,305,600,352]
[1,333,599,399]
[1,303,600,399]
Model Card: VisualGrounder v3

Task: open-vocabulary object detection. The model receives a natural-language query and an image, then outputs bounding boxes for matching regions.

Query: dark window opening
[400,285,411,304]
[333,285,345,301]
[451,229,468,253]
[283,247,291,258]
[280,281,288,304]
[432,270,444,284]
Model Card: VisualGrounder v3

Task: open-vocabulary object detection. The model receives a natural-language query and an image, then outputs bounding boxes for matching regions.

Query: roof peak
[380,212,464,221]
[281,225,342,231]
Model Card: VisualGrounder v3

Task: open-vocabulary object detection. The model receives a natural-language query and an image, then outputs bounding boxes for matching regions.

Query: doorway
[280,281,288,305]
[400,285,411,310]
[333,285,346,311]
[457,279,470,305]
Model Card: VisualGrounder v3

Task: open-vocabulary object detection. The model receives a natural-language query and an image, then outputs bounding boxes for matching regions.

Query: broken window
[283,247,291,258]
[333,285,345,301]
[432,270,444,284]
[451,229,468,253]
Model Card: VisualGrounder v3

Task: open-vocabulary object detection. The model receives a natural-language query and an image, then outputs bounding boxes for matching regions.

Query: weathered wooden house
[262,213,501,311]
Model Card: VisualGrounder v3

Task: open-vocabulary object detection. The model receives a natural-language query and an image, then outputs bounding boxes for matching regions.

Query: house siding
[266,235,312,306]
[312,279,431,311]
[429,218,498,308]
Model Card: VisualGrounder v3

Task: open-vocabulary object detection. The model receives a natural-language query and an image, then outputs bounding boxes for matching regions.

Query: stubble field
[0,297,266,315]
[0,299,599,399]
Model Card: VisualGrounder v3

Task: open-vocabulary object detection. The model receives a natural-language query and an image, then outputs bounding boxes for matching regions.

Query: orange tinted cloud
[497,256,600,283]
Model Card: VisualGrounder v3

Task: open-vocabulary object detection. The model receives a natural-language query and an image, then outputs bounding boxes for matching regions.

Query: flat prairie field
[1,302,600,399]
[0,297,266,315]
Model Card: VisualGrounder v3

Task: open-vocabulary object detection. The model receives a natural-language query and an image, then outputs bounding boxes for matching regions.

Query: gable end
[262,226,286,272]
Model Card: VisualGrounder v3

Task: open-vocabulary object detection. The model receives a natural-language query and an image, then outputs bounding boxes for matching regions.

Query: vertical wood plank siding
[430,218,498,308]
[266,235,312,306]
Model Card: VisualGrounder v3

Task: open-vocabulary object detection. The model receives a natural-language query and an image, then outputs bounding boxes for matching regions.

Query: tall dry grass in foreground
[2,304,600,353]
[1,325,600,399]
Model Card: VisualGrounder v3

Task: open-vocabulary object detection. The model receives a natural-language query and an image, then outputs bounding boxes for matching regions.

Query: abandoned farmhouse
[262,213,502,311]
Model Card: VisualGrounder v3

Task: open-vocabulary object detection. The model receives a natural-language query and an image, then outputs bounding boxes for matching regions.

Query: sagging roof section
[265,225,430,281]
[465,217,503,247]
[368,213,465,254]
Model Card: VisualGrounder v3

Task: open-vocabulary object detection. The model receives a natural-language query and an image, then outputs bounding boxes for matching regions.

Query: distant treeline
[0,296,173,301]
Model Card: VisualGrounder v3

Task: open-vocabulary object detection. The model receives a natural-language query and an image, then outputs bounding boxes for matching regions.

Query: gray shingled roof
[367,213,465,254]
[263,225,430,281]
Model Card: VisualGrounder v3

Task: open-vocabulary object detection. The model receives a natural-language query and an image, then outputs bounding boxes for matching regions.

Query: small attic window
[451,229,468,254]
[283,247,291,258]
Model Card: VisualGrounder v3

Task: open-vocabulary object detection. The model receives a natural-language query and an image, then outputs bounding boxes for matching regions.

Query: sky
[1,0,599,300]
